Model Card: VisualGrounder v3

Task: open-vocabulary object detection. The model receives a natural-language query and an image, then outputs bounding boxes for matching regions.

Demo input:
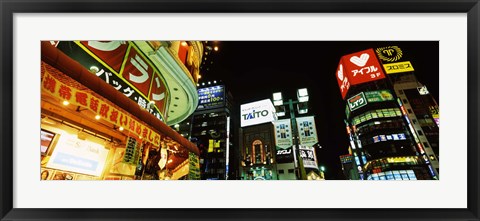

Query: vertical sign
[274,119,294,163]
[298,146,318,169]
[123,137,138,165]
[296,116,318,147]
[336,59,350,99]
[188,152,201,180]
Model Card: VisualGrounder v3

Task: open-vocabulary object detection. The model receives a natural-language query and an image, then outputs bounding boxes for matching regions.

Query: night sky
[201,41,439,180]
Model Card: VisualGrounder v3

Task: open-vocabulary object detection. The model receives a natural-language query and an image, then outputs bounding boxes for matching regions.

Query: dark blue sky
[201,41,439,179]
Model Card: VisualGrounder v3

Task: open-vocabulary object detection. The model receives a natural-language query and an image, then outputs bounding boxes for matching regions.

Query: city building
[337,47,438,180]
[272,90,322,180]
[239,99,278,180]
[339,153,359,180]
[186,82,237,180]
[390,74,440,175]
[40,41,203,180]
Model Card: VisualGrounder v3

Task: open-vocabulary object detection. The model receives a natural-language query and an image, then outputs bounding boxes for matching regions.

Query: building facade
[180,83,237,180]
[40,41,203,181]
[337,47,438,180]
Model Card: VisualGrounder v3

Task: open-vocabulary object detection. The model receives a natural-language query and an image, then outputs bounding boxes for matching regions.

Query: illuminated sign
[240,99,277,127]
[123,137,140,165]
[373,133,406,143]
[336,59,350,99]
[188,152,201,180]
[47,133,109,176]
[347,92,367,111]
[418,86,430,95]
[365,90,394,102]
[336,49,386,99]
[383,61,415,74]
[274,119,295,163]
[298,146,318,169]
[274,119,293,149]
[277,149,292,155]
[56,41,168,121]
[296,116,318,147]
[41,70,162,146]
[339,154,353,164]
[343,49,386,85]
[375,46,403,63]
[197,85,225,110]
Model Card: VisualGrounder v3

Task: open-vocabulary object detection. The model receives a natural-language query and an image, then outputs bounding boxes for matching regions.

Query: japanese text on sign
[42,69,162,146]
[347,92,367,111]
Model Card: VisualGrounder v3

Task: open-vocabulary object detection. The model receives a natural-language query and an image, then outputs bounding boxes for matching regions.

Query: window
[398,90,404,95]
[423,142,430,147]
[278,170,284,174]
[402,99,409,104]
[412,119,417,124]
[288,169,294,173]
[407,109,413,114]
[417,130,424,136]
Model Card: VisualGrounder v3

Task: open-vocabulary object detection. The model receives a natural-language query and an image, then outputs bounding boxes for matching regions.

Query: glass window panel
[377,110,384,117]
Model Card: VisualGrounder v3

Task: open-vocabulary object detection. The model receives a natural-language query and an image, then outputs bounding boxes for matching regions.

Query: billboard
[383,61,415,74]
[56,41,168,121]
[336,59,350,99]
[365,90,394,102]
[274,119,294,163]
[197,85,225,110]
[347,92,367,112]
[298,146,318,169]
[336,48,386,99]
[296,116,318,147]
[240,99,277,127]
[47,133,109,176]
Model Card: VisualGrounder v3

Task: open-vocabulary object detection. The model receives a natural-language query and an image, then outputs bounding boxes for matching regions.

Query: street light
[272,88,310,180]
[297,88,309,102]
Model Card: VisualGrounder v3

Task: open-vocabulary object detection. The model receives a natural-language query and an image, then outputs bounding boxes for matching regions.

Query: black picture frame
[1,0,479,220]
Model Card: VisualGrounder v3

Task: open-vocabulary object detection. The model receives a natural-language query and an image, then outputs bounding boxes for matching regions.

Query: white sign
[298,146,318,169]
[296,116,318,147]
[274,119,293,149]
[47,133,109,176]
[240,99,277,127]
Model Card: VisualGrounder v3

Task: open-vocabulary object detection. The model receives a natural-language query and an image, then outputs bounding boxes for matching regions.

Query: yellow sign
[42,70,161,146]
[383,61,415,74]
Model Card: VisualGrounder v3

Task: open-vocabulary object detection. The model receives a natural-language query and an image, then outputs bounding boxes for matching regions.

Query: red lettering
[43,76,56,94]
[75,92,88,106]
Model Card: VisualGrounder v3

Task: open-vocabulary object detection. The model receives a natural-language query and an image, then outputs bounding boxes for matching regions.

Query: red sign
[343,48,386,85]
[80,41,129,73]
[336,58,350,99]
[148,75,168,116]
[336,48,386,99]
[122,48,155,96]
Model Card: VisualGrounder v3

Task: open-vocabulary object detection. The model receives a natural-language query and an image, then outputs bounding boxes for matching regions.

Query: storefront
[40,41,201,180]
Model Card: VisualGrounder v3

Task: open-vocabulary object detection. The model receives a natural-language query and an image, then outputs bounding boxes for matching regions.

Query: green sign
[347,92,367,111]
[123,137,138,165]
[188,152,201,180]
[365,90,394,103]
